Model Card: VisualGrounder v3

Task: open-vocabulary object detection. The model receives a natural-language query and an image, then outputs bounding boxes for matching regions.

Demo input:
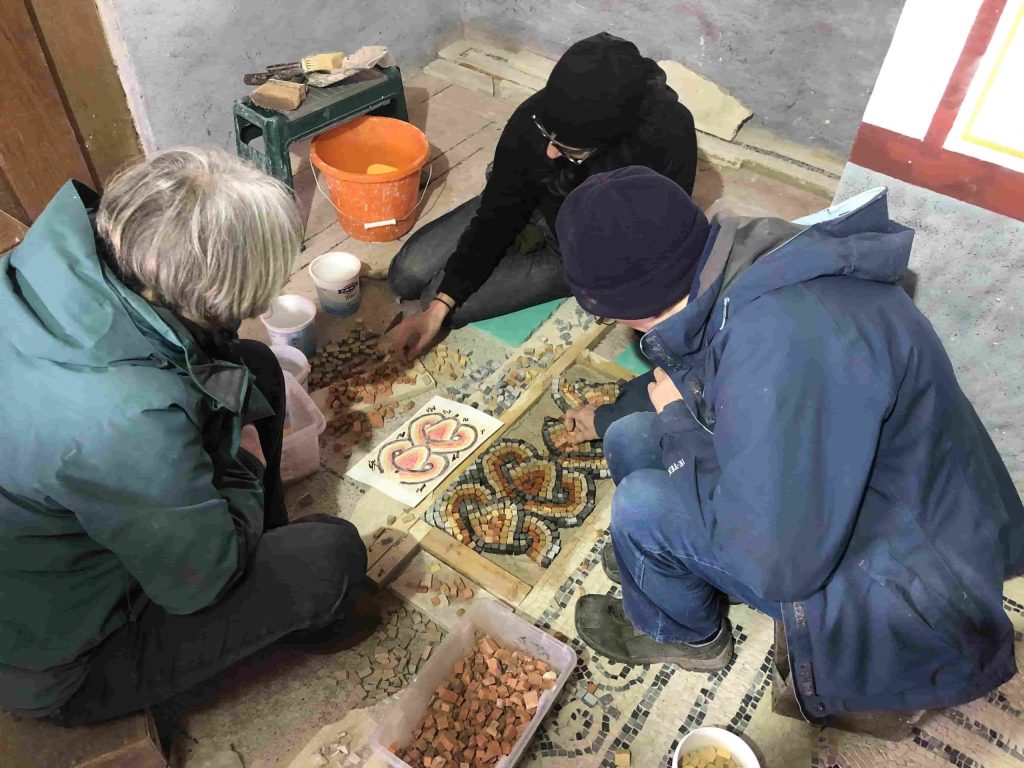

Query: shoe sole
[622,637,733,670]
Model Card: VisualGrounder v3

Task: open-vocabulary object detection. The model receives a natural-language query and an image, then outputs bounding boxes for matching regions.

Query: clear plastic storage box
[279,370,326,483]
[371,600,577,768]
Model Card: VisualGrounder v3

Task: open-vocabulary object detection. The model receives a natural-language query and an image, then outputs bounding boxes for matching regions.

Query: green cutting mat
[615,342,654,375]
[470,299,565,346]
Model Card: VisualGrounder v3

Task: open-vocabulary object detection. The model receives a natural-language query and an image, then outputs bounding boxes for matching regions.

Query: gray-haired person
[0,148,375,726]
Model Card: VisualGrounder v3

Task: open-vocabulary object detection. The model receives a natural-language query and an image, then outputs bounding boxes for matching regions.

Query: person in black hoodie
[387,33,697,360]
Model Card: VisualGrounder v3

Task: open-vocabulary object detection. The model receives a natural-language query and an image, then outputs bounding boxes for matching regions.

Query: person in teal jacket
[0,148,373,725]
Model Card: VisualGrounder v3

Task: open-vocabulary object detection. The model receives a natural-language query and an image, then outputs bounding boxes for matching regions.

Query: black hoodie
[437,33,698,306]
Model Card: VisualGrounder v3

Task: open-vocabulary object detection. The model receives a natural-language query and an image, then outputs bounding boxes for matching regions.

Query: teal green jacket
[0,183,269,716]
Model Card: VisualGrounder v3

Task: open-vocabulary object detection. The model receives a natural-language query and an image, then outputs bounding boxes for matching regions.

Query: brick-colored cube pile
[416,568,475,617]
[326,367,418,422]
[308,320,393,390]
[393,635,558,767]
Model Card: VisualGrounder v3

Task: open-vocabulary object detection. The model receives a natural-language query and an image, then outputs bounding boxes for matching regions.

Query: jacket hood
[541,33,648,147]
[0,182,186,369]
[642,188,915,365]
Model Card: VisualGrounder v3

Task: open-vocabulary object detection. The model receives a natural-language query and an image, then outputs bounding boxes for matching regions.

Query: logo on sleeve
[667,458,687,475]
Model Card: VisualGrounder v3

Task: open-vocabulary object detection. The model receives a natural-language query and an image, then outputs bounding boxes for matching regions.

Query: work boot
[602,541,621,585]
[574,594,732,670]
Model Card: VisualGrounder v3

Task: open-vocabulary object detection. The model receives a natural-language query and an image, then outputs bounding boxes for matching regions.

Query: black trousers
[51,341,367,726]
[387,196,570,328]
[240,339,288,529]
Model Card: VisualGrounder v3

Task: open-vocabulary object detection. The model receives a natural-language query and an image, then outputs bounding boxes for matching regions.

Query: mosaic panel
[427,438,598,567]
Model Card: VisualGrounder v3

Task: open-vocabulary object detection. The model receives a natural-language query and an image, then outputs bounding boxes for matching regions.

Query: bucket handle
[313,164,433,230]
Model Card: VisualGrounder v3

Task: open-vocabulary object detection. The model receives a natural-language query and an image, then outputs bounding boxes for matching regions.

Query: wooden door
[0,0,141,252]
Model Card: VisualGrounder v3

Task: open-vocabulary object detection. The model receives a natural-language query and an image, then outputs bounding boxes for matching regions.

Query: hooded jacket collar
[639,188,914,371]
[0,181,249,413]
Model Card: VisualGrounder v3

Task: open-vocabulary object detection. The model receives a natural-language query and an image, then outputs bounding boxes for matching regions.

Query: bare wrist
[429,295,454,318]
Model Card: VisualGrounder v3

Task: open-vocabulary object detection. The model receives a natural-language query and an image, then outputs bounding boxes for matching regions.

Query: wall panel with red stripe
[849,0,1024,221]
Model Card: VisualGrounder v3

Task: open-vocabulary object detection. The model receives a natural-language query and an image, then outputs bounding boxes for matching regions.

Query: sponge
[250,79,307,111]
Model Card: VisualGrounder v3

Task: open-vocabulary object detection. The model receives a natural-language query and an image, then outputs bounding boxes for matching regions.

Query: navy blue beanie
[556,166,710,320]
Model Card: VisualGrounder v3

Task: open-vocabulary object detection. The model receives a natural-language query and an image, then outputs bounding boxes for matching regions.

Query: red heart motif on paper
[381,439,450,483]
[375,412,478,487]
[408,414,477,454]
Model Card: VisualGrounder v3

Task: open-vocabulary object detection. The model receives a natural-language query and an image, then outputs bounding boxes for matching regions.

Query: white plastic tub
[280,370,326,484]
[673,726,761,768]
[271,344,310,391]
[371,600,577,768]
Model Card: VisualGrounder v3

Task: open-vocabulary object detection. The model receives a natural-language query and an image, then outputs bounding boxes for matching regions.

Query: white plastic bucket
[673,727,760,768]
[309,251,362,317]
[270,345,310,391]
[260,295,317,358]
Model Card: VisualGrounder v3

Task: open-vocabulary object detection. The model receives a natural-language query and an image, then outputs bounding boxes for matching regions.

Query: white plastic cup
[673,727,760,768]
[270,344,310,391]
[260,295,317,358]
[309,251,362,317]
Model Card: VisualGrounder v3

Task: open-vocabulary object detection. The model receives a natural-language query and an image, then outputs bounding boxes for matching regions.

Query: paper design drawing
[346,397,502,505]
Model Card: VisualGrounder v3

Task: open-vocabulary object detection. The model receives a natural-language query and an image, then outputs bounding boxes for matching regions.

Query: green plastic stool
[233,66,410,190]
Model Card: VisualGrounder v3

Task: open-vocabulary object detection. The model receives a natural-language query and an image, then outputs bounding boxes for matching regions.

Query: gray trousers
[387,196,570,328]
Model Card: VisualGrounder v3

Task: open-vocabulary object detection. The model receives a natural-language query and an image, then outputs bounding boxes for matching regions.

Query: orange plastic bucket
[310,116,430,242]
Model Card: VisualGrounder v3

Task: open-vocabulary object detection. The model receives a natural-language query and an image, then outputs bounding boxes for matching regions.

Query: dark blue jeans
[605,411,782,644]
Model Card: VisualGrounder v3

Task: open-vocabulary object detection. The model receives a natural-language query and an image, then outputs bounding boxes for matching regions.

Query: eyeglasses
[532,114,598,165]
[594,316,617,326]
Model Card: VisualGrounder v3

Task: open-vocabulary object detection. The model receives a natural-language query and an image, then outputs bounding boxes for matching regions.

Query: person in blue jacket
[558,166,1024,716]
[0,149,375,725]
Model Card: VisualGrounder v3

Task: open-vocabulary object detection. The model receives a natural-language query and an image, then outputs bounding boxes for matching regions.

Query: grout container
[371,600,577,768]
[279,370,326,484]
[673,726,761,768]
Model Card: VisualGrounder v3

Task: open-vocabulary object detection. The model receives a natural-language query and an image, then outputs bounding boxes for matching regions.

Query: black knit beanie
[541,33,646,148]
[556,166,711,320]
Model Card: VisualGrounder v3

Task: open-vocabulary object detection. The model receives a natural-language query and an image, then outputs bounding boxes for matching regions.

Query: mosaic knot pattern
[428,438,598,567]
[542,417,611,479]
[551,376,623,413]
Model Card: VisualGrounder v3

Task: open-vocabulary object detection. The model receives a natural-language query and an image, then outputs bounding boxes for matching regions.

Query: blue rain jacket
[641,188,1024,716]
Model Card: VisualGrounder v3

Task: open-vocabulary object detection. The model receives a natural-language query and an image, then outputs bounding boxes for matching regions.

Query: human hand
[239,424,266,467]
[386,301,448,362]
[647,367,683,413]
[563,404,599,444]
